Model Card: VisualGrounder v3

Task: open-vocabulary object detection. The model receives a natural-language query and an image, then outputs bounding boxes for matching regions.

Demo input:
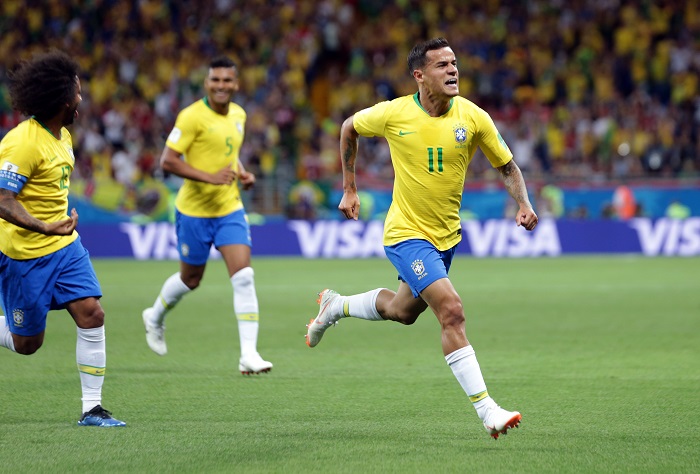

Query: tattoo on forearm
[342,137,356,173]
[342,136,358,191]
[0,195,45,233]
[499,161,531,206]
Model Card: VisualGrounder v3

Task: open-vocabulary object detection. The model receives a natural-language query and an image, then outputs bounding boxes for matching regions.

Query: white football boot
[142,308,167,356]
[305,289,342,348]
[483,406,522,440]
[239,353,273,375]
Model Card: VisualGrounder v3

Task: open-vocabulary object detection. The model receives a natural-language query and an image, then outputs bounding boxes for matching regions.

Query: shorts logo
[12,309,24,327]
[411,259,425,276]
[180,243,190,257]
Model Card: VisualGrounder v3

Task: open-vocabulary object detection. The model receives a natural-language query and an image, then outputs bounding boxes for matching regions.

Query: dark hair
[8,50,80,121]
[407,37,450,75]
[209,56,237,70]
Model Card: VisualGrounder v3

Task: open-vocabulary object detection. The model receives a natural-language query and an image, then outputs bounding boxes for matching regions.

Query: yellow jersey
[166,97,246,217]
[353,93,512,250]
[0,118,78,259]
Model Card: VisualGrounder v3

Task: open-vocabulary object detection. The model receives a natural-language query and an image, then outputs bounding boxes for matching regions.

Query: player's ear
[412,69,423,83]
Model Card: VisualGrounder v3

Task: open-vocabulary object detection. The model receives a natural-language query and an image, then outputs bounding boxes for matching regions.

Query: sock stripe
[236,313,259,321]
[469,390,489,403]
[78,364,106,376]
[159,295,171,310]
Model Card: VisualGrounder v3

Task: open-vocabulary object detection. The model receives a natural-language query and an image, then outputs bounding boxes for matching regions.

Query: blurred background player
[0,51,125,427]
[306,38,538,439]
[141,56,272,375]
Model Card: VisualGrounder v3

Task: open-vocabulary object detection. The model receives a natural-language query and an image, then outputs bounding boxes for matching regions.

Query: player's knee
[90,305,106,326]
[181,274,202,290]
[439,300,465,329]
[14,338,42,355]
[386,305,420,325]
[76,301,105,328]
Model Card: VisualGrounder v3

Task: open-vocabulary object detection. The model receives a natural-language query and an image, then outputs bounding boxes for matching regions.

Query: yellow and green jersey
[0,118,78,259]
[166,97,246,217]
[353,93,512,250]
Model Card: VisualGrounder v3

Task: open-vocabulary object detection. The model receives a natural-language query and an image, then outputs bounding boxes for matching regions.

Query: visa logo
[630,218,700,256]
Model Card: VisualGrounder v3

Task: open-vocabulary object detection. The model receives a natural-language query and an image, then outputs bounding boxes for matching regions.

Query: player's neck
[33,116,63,139]
[417,91,451,117]
[204,95,229,115]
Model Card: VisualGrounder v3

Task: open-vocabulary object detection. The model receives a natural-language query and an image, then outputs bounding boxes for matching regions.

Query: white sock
[149,272,191,325]
[336,289,385,321]
[76,326,106,414]
[445,345,497,420]
[231,267,259,357]
[0,316,16,352]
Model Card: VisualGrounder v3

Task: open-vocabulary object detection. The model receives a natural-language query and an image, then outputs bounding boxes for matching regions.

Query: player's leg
[306,240,436,348]
[142,211,211,355]
[0,315,17,352]
[421,278,521,439]
[306,282,428,347]
[0,251,53,355]
[56,238,125,427]
[216,209,271,375]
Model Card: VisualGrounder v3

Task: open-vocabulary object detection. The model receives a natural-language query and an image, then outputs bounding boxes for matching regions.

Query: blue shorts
[0,236,102,337]
[384,239,458,298]
[175,209,251,265]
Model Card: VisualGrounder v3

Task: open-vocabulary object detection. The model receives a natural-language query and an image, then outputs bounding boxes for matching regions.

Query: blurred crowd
[0,0,699,219]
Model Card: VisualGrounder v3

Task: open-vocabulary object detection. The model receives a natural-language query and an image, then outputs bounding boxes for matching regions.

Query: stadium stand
[0,0,698,219]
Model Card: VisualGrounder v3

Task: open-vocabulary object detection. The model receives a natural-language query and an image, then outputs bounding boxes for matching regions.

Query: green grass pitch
[1,256,698,473]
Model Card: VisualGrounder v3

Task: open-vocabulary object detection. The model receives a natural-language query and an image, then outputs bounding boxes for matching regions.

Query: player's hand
[45,208,79,235]
[338,191,360,220]
[211,166,236,185]
[516,205,538,231]
[239,170,256,190]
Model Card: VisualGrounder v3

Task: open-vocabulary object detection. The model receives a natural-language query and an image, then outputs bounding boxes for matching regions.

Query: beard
[63,104,79,126]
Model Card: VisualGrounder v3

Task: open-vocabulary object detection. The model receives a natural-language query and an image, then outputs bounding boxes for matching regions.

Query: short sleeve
[352,101,392,138]
[475,108,512,167]
[166,109,197,154]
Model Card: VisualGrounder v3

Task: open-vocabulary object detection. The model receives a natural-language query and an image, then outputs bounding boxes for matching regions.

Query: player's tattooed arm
[0,188,78,235]
[341,137,357,192]
[338,115,361,220]
[497,160,530,206]
[497,160,539,231]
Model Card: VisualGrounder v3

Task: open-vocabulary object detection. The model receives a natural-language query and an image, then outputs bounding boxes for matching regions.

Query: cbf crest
[453,123,468,144]
[411,259,425,276]
[13,308,24,327]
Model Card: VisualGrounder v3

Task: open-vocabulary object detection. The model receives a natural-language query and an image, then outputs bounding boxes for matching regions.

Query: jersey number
[225,137,233,156]
[59,165,71,189]
[427,147,443,172]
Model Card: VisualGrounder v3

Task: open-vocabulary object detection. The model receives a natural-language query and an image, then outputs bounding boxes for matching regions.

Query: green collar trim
[413,92,454,116]
[31,116,60,139]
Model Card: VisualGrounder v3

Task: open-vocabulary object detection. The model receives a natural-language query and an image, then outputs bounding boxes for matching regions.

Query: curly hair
[8,50,80,121]
[407,37,451,75]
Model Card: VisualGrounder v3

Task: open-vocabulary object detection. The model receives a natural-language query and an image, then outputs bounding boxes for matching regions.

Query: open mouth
[445,78,458,86]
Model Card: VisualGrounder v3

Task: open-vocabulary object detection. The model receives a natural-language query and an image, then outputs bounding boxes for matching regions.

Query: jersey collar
[413,92,454,116]
[31,116,61,139]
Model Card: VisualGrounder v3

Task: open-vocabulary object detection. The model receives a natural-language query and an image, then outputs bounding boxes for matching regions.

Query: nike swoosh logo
[48,156,58,162]
[316,301,332,324]
[399,130,417,136]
